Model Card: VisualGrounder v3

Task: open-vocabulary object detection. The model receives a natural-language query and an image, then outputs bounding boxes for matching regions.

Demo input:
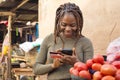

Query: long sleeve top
[33,33,94,80]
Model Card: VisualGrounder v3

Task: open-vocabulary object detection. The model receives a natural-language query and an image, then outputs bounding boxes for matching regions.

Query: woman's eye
[61,23,66,27]
[60,22,76,27]
[70,23,76,27]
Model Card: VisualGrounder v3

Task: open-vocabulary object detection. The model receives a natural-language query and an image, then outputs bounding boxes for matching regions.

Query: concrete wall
[38,0,120,54]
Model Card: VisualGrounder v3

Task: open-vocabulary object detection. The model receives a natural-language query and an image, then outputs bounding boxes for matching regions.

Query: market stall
[0,0,38,80]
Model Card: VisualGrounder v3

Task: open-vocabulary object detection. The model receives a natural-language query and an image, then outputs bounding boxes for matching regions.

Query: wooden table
[12,68,36,80]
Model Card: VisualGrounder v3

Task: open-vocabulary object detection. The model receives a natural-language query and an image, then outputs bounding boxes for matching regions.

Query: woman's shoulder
[80,36,91,41]
[42,33,54,43]
[77,36,93,49]
[79,36,92,44]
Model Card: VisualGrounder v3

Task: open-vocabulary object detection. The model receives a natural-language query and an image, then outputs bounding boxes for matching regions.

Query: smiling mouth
[64,32,73,37]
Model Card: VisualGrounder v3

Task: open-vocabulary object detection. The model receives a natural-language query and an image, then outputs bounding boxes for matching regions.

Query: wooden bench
[11,68,36,80]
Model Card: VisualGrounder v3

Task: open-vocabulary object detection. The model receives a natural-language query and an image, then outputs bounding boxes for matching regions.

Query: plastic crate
[71,75,88,80]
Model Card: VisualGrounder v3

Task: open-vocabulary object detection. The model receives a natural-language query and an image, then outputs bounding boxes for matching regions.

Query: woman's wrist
[71,58,79,65]
[51,64,56,69]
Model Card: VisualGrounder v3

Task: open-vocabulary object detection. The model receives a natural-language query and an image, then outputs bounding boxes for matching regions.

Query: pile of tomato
[69,54,120,80]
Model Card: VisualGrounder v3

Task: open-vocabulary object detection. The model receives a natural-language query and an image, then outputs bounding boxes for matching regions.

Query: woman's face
[59,13,77,38]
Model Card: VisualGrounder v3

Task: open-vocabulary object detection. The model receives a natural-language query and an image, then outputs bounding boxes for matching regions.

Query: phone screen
[61,49,73,56]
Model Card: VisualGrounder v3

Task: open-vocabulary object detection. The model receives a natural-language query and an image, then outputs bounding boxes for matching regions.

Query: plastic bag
[19,38,43,53]
[2,34,9,55]
[106,37,120,63]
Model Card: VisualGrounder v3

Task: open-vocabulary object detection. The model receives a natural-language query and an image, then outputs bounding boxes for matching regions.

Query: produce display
[69,54,120,80]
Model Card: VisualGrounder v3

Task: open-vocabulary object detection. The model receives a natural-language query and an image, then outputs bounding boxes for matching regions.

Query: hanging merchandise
[35,23,39,38]
[0,33,9,62]
[27,33,32,42]
[18,28,23,37]
[16,28,19,36]
[0,20,8,27]
[29,34,32,42]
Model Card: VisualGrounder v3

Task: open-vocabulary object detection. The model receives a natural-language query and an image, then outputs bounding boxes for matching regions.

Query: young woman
[33,2,94,80]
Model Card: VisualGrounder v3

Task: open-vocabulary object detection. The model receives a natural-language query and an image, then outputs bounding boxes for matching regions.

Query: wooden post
[0,11,15,80]
[7,15,12,80]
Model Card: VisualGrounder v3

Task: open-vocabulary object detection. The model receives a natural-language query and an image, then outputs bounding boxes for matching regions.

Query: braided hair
[54,2,84,45]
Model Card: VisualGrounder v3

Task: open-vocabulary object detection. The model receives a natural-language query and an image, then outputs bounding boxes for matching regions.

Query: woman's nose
[65,26,71,31]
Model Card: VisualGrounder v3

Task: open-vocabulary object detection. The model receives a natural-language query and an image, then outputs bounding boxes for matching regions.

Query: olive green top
[33,33,93,80]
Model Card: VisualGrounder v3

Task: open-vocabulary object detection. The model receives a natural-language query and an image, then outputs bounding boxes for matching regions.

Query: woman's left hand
[59,55,78,65]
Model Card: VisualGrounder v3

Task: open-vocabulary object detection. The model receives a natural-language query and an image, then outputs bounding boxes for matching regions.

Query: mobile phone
[61,49,73,56]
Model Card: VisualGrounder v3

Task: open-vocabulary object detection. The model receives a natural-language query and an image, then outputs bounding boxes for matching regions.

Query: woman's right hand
[52,58,63,68]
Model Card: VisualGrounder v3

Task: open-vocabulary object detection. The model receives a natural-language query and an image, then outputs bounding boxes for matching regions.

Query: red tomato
[93,54,104,64]
[116,69,120,74]
[115,74,120,80]
[74,62,82,69]
[100,64,117,76]
[115,69,120,80]
[93,71,103,80]
[104,61,109,64]
[69,67,74,74]
[71,68,79,76]
[79,70,91,80]
[74,62,88,71]
[92,63,102,71]
[101,76,115,80]
[86,59,94,68]
[112,61,120,69]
